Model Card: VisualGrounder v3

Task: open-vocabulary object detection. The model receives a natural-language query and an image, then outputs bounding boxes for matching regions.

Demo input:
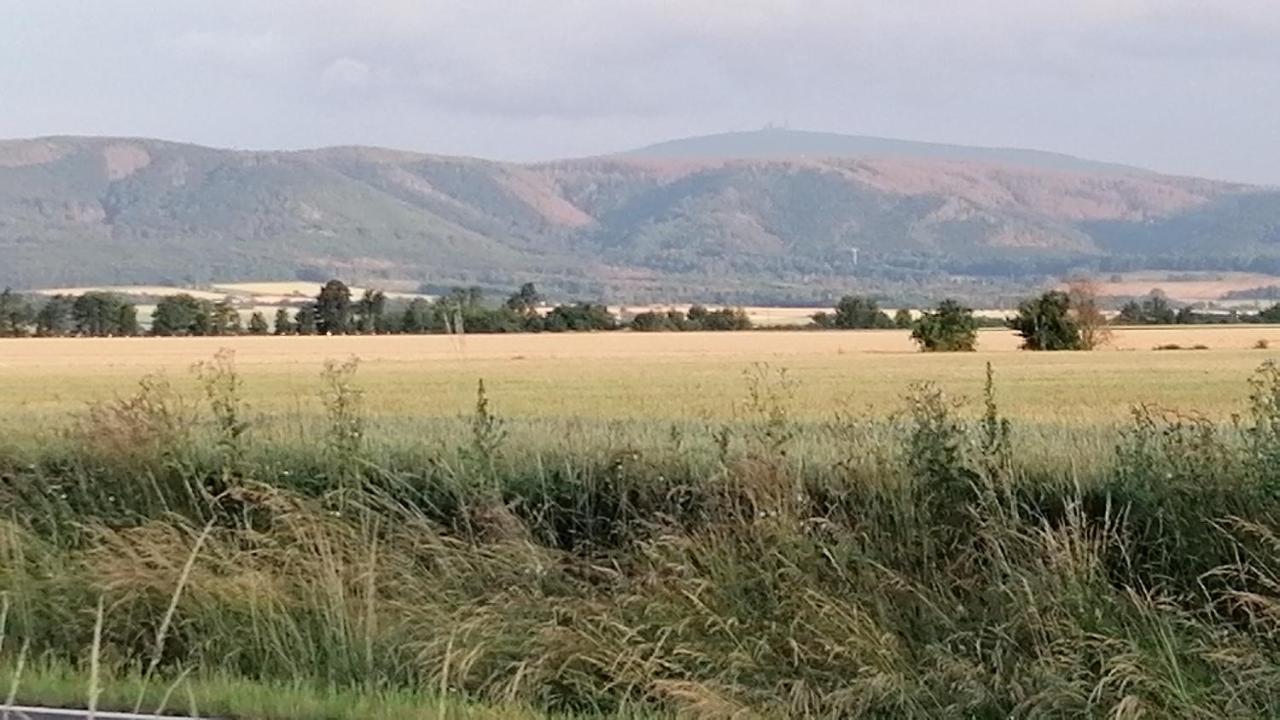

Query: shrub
[911,299,978,352]
[977,363,1012,481]
[1007,290,1082,351]
[467,379,506,476]
[69,373,195,468]
[1244,360,1280,493]
[544,303,616,332]
[903,382,976,527]
[630,309,685,332]
[687,305,751,331]
[319,358,364,488]
[830,295,895,329]
[193,349,250,471]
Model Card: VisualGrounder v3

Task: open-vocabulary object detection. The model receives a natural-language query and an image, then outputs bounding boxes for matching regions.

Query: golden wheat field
[3,326,1279,438]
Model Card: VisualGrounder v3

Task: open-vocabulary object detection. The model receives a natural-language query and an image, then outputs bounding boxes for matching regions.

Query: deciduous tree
[1008,290,1082,351]
[1066,279,1112,350]
[35,295,74,337]
[315,280,352,334]
[1116,291,1176,325]
[832,295,894,329]
[0,288,34,337]
[911,299,978,352]
[152,294,210,336]
[354,289,387,333]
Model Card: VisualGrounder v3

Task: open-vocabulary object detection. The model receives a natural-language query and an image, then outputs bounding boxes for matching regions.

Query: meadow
[5,327,1280,718]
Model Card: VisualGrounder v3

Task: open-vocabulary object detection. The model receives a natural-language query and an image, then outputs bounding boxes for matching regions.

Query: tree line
[0,281,752,338]
[4,279,1280,349]
[0,290,140,337]
[805,280,1280,352]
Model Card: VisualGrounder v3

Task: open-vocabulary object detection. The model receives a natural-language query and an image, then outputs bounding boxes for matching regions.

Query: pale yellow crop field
[34,285,232,301]
[617,305,824,327]
[3,327,1279,441]
[1089,271,1280,304]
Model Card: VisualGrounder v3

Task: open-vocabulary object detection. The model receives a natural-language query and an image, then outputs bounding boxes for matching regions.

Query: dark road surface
[1,708,206,719]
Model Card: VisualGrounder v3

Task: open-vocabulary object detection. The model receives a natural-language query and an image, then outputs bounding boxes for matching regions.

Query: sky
[2,0,1278,184]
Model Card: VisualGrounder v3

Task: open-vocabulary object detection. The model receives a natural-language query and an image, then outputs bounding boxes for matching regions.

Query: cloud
[165,29,293,71]
[127,1,1280,120]
[1,0,1279,181]
[320,57,373,93]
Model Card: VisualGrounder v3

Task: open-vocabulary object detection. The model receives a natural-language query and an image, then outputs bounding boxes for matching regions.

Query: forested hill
[619,128,1147,175]
[2,133,1279,303]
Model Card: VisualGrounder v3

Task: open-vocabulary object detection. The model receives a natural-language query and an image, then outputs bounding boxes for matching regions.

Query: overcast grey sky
[2,1,1277,183]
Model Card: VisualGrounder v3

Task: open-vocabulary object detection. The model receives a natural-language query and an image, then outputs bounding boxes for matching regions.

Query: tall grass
[4,354,1280,717]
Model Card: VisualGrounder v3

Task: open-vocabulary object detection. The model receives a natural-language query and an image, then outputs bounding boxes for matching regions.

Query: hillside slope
[2,134,1278,302]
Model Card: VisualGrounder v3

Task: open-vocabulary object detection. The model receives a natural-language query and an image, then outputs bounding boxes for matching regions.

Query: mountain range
[2,129,1278,303]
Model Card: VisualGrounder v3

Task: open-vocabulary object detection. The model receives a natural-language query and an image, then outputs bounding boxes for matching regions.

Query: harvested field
[211,281,429,301]
[33,285,230,300]
[3,327,1278,437]
[1088,271,1280,303]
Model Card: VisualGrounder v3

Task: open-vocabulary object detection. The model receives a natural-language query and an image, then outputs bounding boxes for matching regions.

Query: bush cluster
[630,305,751,332]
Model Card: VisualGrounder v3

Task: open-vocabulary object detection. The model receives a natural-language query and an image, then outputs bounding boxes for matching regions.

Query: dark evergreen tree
[247,311,270,335]
[273,307,294,335]
[294,304,318,335]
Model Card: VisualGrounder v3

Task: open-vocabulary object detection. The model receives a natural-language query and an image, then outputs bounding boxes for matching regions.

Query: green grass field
[1,659,601,720]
